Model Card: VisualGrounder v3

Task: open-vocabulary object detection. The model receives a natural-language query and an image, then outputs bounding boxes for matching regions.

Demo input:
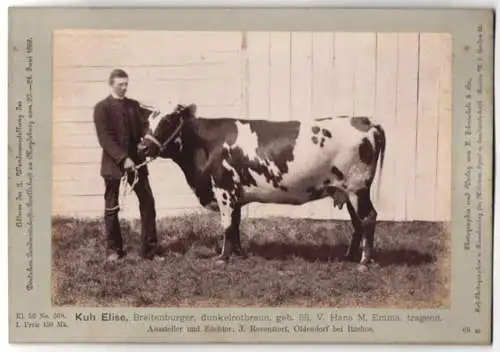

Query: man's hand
[123,157,135,172]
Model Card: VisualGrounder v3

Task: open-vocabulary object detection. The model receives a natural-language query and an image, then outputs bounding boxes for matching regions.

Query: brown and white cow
[138,104,386,265]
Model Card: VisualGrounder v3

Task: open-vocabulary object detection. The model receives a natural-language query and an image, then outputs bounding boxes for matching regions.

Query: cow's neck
[169,120,215,207]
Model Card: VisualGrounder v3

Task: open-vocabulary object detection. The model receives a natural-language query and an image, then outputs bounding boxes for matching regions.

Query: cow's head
[138,103,197,159]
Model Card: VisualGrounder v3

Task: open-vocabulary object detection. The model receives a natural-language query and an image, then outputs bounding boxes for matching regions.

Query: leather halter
[143,116,184,153]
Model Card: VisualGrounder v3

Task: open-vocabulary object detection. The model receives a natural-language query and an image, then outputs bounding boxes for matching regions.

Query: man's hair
[108,69,128,85]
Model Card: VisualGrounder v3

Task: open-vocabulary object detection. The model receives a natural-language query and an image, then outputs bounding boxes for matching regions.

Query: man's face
[110,77,128,98]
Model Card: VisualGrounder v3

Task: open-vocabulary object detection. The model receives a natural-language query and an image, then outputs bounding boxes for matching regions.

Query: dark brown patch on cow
[324,179,331,185]
[320,138,325,148]
[222,201,227,206]
[311,126,320,134]
[314,117,332,121]
[168,120,219,209]
[331,166,344,180]
[222,193,228,200]
[279,185,288,192]
[247,119,300,176]
[219,119,301,190]
[350,116,372,132]
[322,129,332,138]
[311,136,319,144]
[359,138,374,164]
[223,146,258,187]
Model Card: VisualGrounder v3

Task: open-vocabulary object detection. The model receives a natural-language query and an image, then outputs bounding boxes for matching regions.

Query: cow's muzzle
[137,140,153,158]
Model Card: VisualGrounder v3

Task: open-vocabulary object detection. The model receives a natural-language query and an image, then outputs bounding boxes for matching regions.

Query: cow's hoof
[215,254,229,265]
[234,248,248,258]
[215,259,227,266]
[357,264,368,272]
[360,257,372,266]
[343,252,358,262]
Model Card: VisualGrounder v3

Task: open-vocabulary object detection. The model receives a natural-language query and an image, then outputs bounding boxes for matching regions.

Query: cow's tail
[373,124,386,203]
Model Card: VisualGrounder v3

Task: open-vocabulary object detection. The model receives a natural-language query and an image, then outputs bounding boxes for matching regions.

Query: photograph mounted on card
[8,8,494,344]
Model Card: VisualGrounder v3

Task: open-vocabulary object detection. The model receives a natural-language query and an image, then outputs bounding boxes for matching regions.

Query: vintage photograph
[51,29,452,308]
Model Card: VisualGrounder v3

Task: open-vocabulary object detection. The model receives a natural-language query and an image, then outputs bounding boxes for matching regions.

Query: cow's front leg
[213,187,244,264]
[229,206,247,258]
[217,205,237,263]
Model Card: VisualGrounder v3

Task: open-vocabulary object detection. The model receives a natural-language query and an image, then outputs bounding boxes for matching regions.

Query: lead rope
[106,157,155,214]
[120,157,155,212]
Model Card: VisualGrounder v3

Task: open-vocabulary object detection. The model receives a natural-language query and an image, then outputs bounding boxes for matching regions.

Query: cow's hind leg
[357,188,377,265]
[330,188,362,261]
[345,188,377,265]
[344,196,363,262]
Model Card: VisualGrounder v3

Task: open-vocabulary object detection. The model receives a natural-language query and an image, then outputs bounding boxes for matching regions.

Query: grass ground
[52,213,450,308]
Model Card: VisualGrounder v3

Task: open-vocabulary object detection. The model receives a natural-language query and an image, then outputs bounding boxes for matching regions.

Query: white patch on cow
[265,161,281,177]
[222,159,240,184]
[210,178,232,229]
[360,238,369,263]
[221,159,232,171]
[228,121,284,186]
[148,113,163,134]
[233,121,259,160]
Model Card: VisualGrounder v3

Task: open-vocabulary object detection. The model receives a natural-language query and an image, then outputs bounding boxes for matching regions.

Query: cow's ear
[187,104,197,117]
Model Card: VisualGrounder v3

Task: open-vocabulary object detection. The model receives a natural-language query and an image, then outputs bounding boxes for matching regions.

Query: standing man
[93,68,164,262]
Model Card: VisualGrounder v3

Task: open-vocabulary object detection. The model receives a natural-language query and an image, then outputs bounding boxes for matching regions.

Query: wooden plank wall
[52,30,452,222]
[52,30,245,219]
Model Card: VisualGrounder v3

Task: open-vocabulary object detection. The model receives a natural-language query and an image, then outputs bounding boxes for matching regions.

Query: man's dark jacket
[93,95,150,179]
